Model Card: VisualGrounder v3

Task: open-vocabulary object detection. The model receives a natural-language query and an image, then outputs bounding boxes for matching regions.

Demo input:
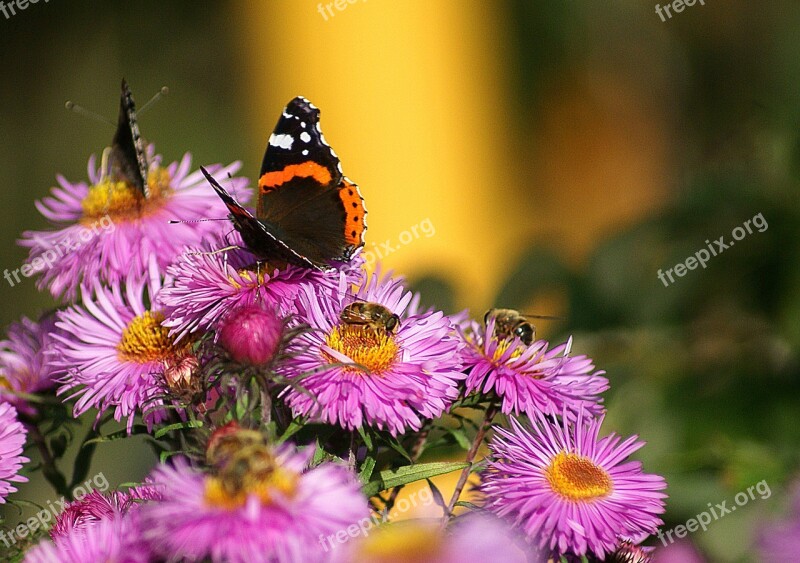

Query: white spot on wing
[300,132,311,143]
[302,149,309,155]
[269,133,294,150]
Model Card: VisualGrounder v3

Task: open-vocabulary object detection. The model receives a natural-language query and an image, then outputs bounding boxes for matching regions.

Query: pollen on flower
[491,337,525,362]
[81,167,171,223]
[0,376,10,390]
[324,324,399,375]
[117,311,177,363]
[545,451,612,501]
[227,266,268,290]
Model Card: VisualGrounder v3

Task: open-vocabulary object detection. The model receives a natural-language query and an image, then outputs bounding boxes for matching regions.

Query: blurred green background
[2,1,800,561]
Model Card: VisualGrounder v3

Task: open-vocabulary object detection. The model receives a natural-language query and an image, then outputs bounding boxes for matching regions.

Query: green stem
[442,403,498,525]
[24,420,70,499]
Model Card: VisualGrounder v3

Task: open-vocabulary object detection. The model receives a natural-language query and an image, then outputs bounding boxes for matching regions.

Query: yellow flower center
[491,337,525,362]
[81,168,171,223]
[227,266,268,290]
[357,523,442,562]
[203,448,299,510]
[0,376,11,391]
[324,324,399,375]
[117,311,176,363]
[545,451,612,501]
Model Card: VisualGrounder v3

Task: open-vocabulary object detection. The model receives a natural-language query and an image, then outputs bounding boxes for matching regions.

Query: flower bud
[218,305,283,366]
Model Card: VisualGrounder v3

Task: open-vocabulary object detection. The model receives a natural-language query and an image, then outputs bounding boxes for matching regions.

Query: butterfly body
[204,96,367,270]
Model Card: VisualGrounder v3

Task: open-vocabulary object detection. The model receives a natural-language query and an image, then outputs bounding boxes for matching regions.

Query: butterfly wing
[109,79,149,197]
[199,167,321,269]
[258,96,343,190]
[256,176,365,265]
[255,96,366,265]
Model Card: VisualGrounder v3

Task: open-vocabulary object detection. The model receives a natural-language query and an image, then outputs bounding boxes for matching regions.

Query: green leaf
[446,428,471,450]
[8,499,44,512]
[312,438,326,465]
[358,456,377,484]
[154,420,203,440]
[357,426,374,450]
[160,450,183,464]
[362,462,469,497]
[276,419,305,445]
[117,482,143,489]
[382,435,412,462]
[49,434,69,459]
[69,427,99,490]
[83,425,149,447]
[426,478,447,511]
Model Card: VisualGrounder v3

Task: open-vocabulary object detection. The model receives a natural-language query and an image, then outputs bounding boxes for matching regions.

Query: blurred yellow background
[237,0,668,311]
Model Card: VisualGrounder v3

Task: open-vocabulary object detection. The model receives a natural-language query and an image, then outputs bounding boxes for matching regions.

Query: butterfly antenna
[168,218,230,224]
[64,100,115,127]
[138,86,169,115]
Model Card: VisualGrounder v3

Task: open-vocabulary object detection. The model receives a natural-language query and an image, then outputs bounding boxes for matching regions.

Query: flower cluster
[0,90,669,562]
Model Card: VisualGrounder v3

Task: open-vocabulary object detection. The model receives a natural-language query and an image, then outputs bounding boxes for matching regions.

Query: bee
[206,427,280,495]
[484,308,562,346]
[216,444,279,495]
[484,308,536,345]
[206,427,266,469]
[340,301,400,334]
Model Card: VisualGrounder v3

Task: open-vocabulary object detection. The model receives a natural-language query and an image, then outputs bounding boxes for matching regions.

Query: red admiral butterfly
[201,96,367,270]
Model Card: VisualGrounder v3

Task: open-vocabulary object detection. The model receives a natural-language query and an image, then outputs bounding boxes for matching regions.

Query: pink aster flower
[50,490,127,540]
[0,313,59,415]
[25,513,151,563]
[49,486,159,541]
[0,402,28,503]
[482,413,667,560]
[157,233,365,342]
[459,317,608,421]
[53,261,189,430]
[19,147,247,300]
[141,447,369,563]
[280,271,465,436]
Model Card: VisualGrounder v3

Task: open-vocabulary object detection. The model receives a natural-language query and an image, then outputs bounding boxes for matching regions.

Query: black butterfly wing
[259,96,343,185]
[109,79,149,198]
[199,167,322,269]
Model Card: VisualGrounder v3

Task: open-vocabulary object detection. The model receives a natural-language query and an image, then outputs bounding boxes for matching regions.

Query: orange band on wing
[339,180,366,246]
[258,162,332,192]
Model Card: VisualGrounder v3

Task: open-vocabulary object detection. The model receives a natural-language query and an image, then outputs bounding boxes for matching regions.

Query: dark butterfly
[201,96,367,270]
[108,78,149,197]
